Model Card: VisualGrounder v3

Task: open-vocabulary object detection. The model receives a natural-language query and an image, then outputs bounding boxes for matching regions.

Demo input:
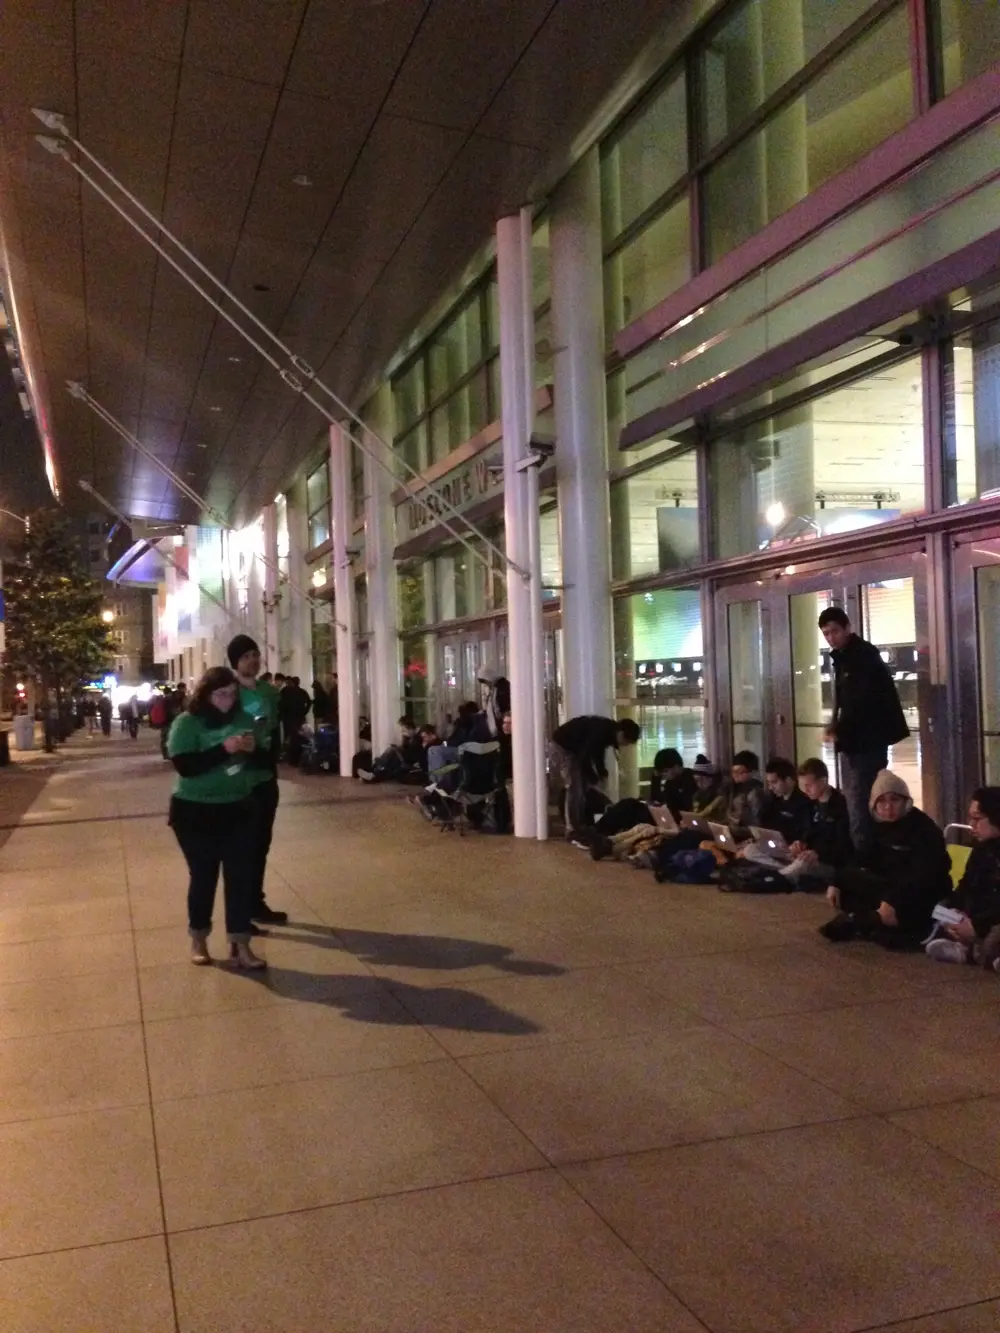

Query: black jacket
[552,716,620,781]
[649,769,696,819]
[855,807,951,931]
[830,634,909,754]
[950,840,1000,939]
[757,787,813,845]
[805,788,852,867]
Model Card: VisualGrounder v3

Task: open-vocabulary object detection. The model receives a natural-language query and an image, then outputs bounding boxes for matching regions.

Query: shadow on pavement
[237,967,541,1035]
[276,921,565,977]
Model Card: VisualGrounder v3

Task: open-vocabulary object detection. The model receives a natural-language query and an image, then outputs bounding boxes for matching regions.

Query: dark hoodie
[949,839,1000,939]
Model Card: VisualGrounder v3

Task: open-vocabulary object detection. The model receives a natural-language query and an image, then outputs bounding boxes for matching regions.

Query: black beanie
[226,634,259,669]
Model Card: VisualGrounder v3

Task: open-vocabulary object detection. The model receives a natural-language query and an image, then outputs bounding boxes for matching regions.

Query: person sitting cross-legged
[776,757,853,888]
[820,770,951,949]
[926,786,1000,970]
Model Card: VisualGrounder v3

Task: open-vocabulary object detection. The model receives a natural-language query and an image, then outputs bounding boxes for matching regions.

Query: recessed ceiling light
[210,405,222,413]
[252,282,271,292]
[291,173,314,187]
[196,441,208,449]
[228,355,242,364]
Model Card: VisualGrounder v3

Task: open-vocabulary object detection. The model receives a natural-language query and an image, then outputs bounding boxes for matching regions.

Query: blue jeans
[839,748,887,849]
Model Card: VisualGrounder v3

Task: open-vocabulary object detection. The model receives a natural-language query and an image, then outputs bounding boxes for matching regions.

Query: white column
[551,150,615,719]
[261,503,278,674]
[363,384,401,754]
[330,423,359,776]
[497,209,549,840]
[285,476,311,682]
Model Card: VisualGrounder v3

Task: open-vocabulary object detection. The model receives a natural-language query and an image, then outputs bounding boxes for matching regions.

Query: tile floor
[0,729,998,1332]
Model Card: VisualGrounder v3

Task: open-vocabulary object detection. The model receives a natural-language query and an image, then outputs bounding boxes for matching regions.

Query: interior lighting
[101,609,114,623]
[765,501,786,529]
[311,567,327,588]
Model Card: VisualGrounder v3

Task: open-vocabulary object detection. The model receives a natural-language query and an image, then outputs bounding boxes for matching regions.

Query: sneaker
[819,912,858,942]
[358,769,375,782]
[251,905,288,925]
[570,839,590,851]
[926,937,968,965]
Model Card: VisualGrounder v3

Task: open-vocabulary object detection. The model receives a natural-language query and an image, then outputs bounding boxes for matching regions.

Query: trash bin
[12,714,34,751]
[0,730,9,766]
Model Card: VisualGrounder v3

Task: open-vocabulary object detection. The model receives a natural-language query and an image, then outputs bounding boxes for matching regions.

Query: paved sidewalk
[1,738,1000,1331]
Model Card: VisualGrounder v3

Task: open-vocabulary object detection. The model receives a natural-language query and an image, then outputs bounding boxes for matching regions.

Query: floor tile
[137,958,289,1021]
[565,1117,1000,1333]
[0,1105,161,1258]
[169,1170,705,1332]
[389,964,700,1056]
[0,931,135,984]
[155,1060,544,1230]
[145,978,445,1100]
[460,1024,856,1163]
[0,1024,148,1124]
[731,989,1000,1111]
[0,1236,175,1332]
[0,897,130,946]
[889,1095,1000,1180]
[0,969,140,1039]
[628,944,923,1024]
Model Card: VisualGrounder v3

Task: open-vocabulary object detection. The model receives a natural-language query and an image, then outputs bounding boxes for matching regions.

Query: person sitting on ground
[926,786,1000,969]
[820,770,951,948]
[721,750,765,832]
[550,714,641,841]
[739,756,816,874]
[688,756,726,820]
[783,758,853,885]
[648,748,695,819]
[351,719,374,779]
[361,715,425,783]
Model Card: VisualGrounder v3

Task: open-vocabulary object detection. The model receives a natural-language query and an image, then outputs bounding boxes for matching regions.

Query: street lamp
[101,609,114,624]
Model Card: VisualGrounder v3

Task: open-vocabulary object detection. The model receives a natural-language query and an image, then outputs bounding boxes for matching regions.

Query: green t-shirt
[168,709,258,804]
[238,679,281,788]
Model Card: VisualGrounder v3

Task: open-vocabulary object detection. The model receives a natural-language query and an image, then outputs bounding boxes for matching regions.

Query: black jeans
[248,778,279,912]
[839,748,887,849]
[171,802,255,939]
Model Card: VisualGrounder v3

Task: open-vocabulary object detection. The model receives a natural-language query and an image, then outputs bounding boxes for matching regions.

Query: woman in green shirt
[167,666,266,969]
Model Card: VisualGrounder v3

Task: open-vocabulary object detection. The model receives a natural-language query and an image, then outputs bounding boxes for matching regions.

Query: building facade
[147,0,1000,829]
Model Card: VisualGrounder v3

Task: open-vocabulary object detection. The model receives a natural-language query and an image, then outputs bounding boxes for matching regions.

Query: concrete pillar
[284,475,312,683]
[261,503,278,674]
[330,423,359,775]
[497,208,548,840]
[550,150,615,719]
[363,384,401,754]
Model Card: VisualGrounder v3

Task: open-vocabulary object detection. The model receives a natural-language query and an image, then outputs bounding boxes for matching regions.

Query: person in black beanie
[227,634,287,930]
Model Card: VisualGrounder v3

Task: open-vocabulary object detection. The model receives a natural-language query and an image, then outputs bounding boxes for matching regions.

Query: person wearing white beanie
[819,769,951,948]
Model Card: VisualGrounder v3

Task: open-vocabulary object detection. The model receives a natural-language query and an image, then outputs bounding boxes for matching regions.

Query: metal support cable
[35,118,527,582]
[71,386,346,631]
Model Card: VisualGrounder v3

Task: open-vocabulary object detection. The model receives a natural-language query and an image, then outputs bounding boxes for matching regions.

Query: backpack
[149,698,167,727]
[718,860,793,894]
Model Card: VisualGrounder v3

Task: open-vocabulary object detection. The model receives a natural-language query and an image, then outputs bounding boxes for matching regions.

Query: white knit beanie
[869,769,912,817]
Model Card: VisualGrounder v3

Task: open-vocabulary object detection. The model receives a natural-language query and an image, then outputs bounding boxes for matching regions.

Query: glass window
[401,635,431,724]
[976,564,1000,784]
[351,441,365,521]
[430,371,489,462]
[428,299,483,401]
[532,220,550,310]
[934,0,1000,98]
[601,73,687,243]
[396,422,429,477]
[604,195,690,341]
[727,599,764,758]
[398,564,429,630]
[306,460,330,549]
[355,573,369,635]
[613,588,706,769]
[699,0,880,150]
[540,504,561,598]
[610,451,700,581]
[435,550,470,622]
[944,321,1000,506]
[711,354,925,558]
[393,361,425,434]
[311,604,334,683]
[704,6,913,263]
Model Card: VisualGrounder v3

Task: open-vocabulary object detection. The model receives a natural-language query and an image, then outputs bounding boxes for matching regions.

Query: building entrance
[714,549,930,811]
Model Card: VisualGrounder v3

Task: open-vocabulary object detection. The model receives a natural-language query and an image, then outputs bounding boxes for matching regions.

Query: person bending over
[820,770,950,948]
[550,714,641,840]
[926,786,1000,969]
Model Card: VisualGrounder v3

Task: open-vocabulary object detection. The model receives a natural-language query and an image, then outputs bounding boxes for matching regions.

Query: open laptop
[750,827,793,862]
[650,804,679,833]
[679,811,710,835]
[707,822,738,851]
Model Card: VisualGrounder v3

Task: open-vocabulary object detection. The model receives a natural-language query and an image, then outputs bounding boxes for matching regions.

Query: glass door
[952,533,1000,803]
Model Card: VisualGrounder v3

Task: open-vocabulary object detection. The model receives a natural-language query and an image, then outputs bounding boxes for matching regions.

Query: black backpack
[718,860,793,894]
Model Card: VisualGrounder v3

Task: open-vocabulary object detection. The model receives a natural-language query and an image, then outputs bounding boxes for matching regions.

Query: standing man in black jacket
[550,714,640,841]
[819,606,909,848]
